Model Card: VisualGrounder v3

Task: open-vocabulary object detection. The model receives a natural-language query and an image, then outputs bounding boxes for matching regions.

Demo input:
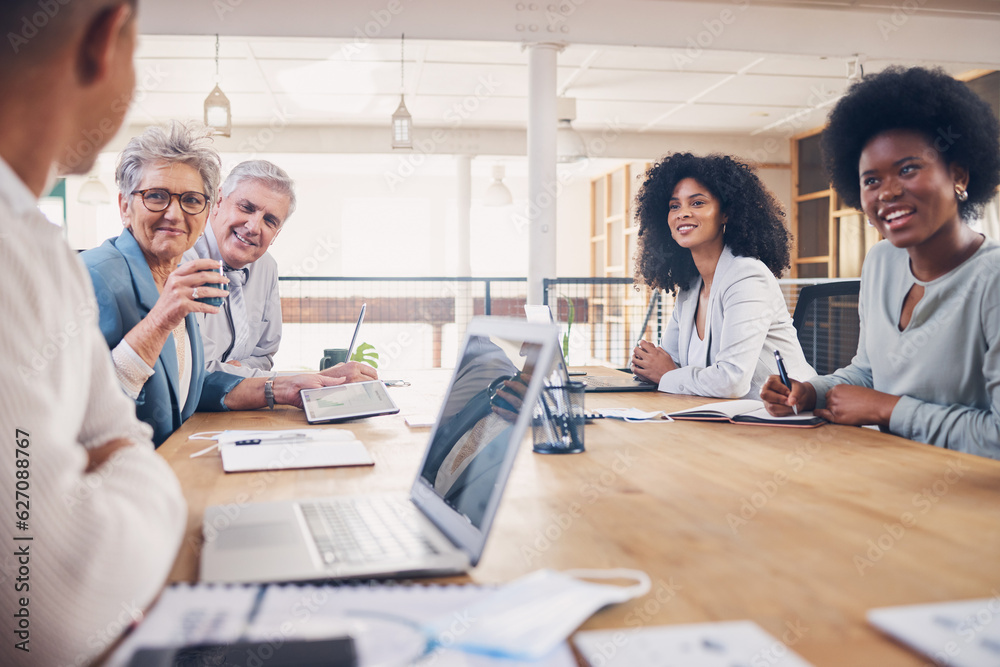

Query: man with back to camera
[185,159,376,382]
[0,1,186,665]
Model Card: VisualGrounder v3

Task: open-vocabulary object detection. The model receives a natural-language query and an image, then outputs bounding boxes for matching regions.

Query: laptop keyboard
[299,497,440,566]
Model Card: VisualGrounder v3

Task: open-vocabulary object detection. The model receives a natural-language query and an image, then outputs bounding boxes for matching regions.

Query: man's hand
[85,437,134,473]
[272,374,347,408]
[814,385,899,427]
[320,361,378,383]
[225,359,242,367]
[760,375,817,416]
[630,339,676,384]
[491,375,528,423]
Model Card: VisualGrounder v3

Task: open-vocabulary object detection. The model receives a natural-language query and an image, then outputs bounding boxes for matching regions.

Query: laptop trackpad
[215,522,301,550]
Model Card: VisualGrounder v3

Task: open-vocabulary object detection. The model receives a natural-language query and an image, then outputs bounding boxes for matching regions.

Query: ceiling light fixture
[391,33,413,150]
[847,54,866,85]
[556,97,587,163]
[77,174,110,205]
[204,34,232,137]
[483,164,513,207]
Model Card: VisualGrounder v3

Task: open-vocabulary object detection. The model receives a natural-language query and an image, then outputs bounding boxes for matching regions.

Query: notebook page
[671,399,765,419]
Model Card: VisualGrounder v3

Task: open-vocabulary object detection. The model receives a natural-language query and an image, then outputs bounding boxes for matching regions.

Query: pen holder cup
[532,381,586,455]
[320,348,349,371]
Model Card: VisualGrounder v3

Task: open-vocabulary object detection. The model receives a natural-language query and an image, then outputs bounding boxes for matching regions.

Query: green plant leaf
[350,342,379,369]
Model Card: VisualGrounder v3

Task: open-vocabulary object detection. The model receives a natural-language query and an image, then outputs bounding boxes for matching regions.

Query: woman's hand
[630,340,676,384]
[760,375,817,416]
[146,258,229,333]
[814,385,899,427]
[124,258,229,367]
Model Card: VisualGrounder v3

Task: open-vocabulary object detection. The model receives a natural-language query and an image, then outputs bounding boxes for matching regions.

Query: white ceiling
[128,35,993,138]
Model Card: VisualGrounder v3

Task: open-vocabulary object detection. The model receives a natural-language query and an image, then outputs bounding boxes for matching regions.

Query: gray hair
[221,160,297,222]
[115,120,221,205]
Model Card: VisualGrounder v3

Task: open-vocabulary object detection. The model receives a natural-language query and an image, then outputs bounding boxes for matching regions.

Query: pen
[235,433,309,446]
[773,350,798,415]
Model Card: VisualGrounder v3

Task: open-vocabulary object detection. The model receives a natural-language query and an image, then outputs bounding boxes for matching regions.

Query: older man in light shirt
[183,161,282,373]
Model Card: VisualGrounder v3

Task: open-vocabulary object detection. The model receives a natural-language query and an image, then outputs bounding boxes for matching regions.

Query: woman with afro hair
[761,66,1000,460]
[630,152,813,399]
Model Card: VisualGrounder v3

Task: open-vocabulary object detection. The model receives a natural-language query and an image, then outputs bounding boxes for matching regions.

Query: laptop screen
[416,324,551,531]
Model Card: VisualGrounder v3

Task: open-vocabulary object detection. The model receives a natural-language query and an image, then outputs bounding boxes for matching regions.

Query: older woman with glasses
[82,121,363,446]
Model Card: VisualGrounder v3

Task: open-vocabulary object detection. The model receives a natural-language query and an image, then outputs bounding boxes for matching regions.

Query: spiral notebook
[108,582,577,667]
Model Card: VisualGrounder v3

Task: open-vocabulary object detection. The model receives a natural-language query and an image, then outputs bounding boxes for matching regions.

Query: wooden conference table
[158,368,1000,666]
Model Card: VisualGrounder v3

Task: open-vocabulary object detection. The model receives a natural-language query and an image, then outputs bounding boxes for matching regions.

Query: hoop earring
[956,185,969,202]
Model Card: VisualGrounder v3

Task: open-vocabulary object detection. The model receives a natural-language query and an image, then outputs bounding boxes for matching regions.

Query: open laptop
[524,304,657,393]
[200,317,559,583]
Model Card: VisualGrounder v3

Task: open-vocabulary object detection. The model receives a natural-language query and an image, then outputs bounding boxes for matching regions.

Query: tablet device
[301,380,400,424]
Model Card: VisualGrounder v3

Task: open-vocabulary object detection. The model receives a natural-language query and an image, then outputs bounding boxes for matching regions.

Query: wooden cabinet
[791,129,879,278]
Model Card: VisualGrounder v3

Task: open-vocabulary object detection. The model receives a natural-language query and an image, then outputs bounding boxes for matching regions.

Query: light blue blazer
[82,230,243,447]
[658,246,814,399]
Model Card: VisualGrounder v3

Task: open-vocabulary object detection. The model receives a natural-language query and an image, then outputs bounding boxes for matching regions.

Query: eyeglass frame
[131,188,211,215]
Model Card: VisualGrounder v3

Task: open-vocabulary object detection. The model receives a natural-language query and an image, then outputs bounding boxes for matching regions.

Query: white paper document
[868,597,1000,667]
[109,583,577,667]
[573,620,814,666]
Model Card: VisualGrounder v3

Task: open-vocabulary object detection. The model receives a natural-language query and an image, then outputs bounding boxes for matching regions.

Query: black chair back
[792,281,861,377]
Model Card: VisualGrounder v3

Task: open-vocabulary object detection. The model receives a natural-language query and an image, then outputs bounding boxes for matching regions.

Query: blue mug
[320,348,349,370]
[196,261,228,307]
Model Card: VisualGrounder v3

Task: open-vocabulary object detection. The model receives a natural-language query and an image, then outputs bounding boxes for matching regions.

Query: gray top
[183,221,282,378]
[809,238,1000,459]
[659,246,815,399]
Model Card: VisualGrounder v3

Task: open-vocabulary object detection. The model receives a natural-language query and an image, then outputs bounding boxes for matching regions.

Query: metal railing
[273,276,852,372]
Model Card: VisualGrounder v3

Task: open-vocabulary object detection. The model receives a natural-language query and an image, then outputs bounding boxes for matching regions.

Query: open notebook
[669,399,824,428]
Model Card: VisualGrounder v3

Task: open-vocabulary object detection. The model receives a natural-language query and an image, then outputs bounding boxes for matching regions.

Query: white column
[527,43,560,305]
[455,155,473,341]
[456,155,472,277]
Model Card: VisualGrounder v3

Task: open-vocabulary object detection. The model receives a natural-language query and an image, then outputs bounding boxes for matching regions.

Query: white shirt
[0,157,186,666]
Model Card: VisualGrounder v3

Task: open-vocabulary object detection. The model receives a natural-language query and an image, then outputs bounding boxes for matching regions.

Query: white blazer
[658,246,814,399]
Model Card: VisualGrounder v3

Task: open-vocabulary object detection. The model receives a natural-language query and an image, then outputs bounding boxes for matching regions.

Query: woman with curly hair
[630,152,813,399]
[761,66,1000,459]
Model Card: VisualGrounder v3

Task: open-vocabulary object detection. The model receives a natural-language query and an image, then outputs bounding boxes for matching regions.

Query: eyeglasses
[131,188,210,215]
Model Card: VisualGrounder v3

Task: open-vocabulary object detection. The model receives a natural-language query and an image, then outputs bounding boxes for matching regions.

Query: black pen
[773,350,798,415]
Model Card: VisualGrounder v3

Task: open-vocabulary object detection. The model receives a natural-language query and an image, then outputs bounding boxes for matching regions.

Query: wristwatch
[264,378,275,410]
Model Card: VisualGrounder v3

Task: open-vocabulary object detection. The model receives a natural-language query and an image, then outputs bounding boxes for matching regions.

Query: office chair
[792,280,862,376]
